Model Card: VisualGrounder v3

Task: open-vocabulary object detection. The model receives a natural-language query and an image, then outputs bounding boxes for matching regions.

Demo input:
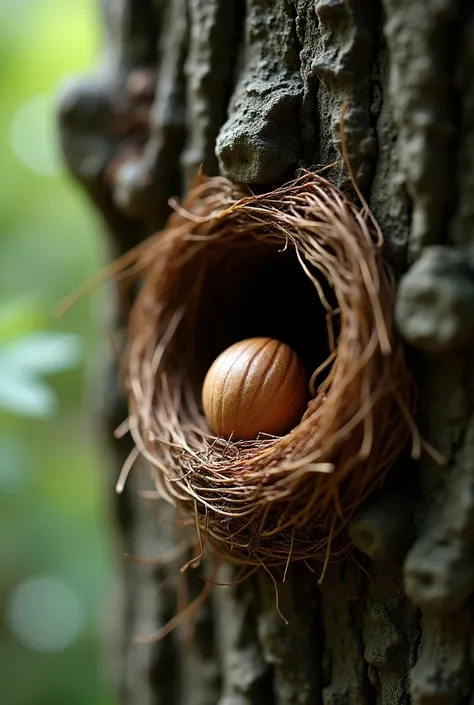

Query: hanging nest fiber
[120,169,416,572]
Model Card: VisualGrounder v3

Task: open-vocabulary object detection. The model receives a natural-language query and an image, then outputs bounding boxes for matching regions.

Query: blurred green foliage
[0,1,116,703]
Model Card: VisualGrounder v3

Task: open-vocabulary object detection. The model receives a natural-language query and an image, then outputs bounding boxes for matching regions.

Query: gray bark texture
[57,1,474,703]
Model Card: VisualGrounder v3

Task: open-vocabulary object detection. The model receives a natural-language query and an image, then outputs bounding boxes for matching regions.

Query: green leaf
[0,332,83,418]
[0,296,46,344]
[0,371,56,417]
[0,332,83,375]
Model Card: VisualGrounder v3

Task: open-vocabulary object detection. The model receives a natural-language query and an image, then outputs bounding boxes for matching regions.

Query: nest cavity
[122,169,415,570]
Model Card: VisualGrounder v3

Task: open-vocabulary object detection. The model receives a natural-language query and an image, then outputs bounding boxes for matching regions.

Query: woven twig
[121,169,416,570]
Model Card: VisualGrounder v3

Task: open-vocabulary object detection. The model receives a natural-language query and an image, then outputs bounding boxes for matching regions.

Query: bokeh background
[0,1,116,703]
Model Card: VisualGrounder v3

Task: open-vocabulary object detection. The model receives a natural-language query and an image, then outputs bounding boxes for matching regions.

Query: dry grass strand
[119,169,415,569]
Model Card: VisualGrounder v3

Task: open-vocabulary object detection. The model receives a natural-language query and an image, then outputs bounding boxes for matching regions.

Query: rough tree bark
[57,1,474,704]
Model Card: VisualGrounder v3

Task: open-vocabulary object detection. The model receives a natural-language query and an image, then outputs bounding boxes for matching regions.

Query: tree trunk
[57,1,474,703]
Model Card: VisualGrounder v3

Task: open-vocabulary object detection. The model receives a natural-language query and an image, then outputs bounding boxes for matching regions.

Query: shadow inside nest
[192,244,337,404]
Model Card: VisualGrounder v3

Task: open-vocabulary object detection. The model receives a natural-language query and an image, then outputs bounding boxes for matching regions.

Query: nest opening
[193,243,334,405]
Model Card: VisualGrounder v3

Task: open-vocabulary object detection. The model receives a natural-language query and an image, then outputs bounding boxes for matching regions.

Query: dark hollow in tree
[57,1,474,704]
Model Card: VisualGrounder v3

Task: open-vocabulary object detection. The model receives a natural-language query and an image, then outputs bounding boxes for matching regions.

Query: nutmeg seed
[202,337,308,440]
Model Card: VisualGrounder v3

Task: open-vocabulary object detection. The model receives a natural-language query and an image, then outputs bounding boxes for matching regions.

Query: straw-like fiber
[122,169,415,570]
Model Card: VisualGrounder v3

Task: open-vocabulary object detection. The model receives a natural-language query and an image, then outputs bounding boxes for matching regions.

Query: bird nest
[118,169,416,573]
